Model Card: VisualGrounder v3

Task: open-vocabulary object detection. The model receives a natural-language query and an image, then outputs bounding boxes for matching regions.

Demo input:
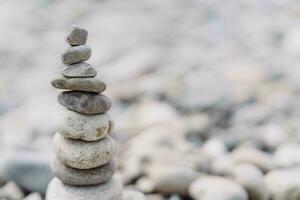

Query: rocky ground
[1,0,300,199]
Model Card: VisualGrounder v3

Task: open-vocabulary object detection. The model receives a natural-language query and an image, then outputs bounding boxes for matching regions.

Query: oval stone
[51,77,106,93]
[66,25,88,46]
[46,177,123,200]
[58,91,111,115]
[62,45,91,65]
[54,133,117,169]
[51,158,116,186]
[62,62,97,78]
[57,109,113,141]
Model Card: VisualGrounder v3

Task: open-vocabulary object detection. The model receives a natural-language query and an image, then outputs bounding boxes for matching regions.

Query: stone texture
[66,25,88,46]
[51,77,106,93]
[62,62,97,78]
[189,176,248,200]
[230,164,269,200]
[51,158,116,186]
[57,109,113,141]
[54,133,117,169]
[46,177,123,200]
[58,91,111,115]
[62,45,91,65]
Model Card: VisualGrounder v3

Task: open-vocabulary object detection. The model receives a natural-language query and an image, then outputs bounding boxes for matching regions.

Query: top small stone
[66,25,88,46]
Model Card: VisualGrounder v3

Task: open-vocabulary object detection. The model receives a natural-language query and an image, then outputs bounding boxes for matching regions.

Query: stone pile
[46,25,123,200]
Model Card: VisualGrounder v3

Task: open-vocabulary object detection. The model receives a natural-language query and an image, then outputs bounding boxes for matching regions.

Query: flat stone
[54,133,117,169]
[51,77,106,93]
[62,45,91,65]
[62,62,97,78]
[66,25,88,46]
[46,177,123,200]
[189,176,248,200]
[58,91,111,115]
[23,193,43,200]
[57,109,113,141]
[51,158,116,186]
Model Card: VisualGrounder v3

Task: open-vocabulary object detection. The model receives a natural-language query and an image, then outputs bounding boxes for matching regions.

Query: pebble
[23,193,43,200]
[274,143,300,168]
[147,166,201,196]
[265,168,300,200]
[123,189,146,200]
[51,158,116,186]
[62,62,97,78]
[54,133,117,169]
[61,45,91,65]
[230,164,269,200]
[0,152,53,194]
[57,109,113,141]
[0,181,25,200]
[51,77,106,93]
[189,176,248,200]
[230,145,275,173]
[46,177,123,200]
[66,25,88,46]
[58,91,111,115]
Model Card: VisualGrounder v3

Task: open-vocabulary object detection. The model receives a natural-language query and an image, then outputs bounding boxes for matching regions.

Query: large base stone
[46,177,123,200]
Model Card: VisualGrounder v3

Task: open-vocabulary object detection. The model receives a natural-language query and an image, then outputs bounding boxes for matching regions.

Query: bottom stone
[46,177,123,200]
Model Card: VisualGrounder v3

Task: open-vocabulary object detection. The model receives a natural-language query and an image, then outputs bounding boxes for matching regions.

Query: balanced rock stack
[46,25,123,200]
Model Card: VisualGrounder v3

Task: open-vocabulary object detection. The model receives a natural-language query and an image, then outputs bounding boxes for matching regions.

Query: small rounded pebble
[54,133,117,169]
[23,193,43,200]
[57,109,113,141]
[123,189,146,200]
[230,164,269,200]
[46,177,123,200]
[66,25,88,46]
[58,91,111,115]
[62,45,91,65]
[52,158,116,186]
[189,176,248,200]
[62,62,97,78]
[51,77,106,93]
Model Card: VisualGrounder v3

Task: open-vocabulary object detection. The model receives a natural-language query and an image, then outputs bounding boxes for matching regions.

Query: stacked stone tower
[46,25,123,200]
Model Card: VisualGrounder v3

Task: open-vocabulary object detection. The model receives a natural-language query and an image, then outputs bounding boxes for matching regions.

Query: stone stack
[46,25,123,200]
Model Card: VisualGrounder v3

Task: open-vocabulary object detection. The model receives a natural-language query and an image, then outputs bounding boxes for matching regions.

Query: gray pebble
[62,62,97,78]
[66,25,88,46]
[57,109,113,141]
[58,91,111,115]
[51,77,106,93]
[54,133,117,169]
[46,177,123,200]
[51,158,116,186]
[62,45,91,65]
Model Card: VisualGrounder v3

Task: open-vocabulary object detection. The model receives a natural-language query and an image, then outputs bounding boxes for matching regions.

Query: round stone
[46,177,123,200]
[123,189,146,200]
[66,25,88,46]
[58,91,111,115]
[62,62,97,78]
[57,109,113,141]
[51,158,116,186]
[51,77,106,93]
[54,133,117,169]
[62,45,91,65]
[189,176,248,200]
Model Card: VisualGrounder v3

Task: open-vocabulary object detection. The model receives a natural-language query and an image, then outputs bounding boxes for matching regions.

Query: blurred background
[1,0,300,199]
